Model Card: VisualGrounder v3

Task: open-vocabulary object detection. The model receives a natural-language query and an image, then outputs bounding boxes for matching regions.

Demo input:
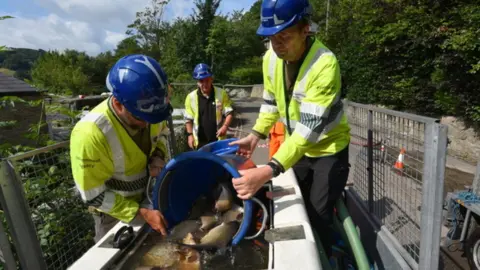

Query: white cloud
[165,0,194,20]
[37,0,150,26]
[0,13,125,56]
[104,31,127,48]
[0,0,255,56]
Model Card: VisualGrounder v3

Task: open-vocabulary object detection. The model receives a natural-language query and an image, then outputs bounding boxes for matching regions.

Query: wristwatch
[185,131,193,136]
[267,161,282,178]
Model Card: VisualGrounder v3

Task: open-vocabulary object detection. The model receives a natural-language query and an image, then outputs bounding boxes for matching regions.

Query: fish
[199,212,219,232]
[141,241,182,267]
[178,221,240,251]
[165,220,201,242]
[199,221,240,248]
[136,243,200,270]
[220,203,244,223]
[214,183,234,213]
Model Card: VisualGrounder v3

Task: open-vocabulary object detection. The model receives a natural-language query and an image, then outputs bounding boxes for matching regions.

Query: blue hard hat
[192,63,213,80]
[257,0,313,37]
[106,54,172,124]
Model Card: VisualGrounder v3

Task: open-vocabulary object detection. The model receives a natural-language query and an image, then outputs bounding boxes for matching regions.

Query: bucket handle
[146,176,154,206]
[243,197,269,240]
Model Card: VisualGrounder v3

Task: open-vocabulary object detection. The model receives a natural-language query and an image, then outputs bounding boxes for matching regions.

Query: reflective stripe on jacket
[184,87,233,147]
[252,38,351,170]
[70,99,169,223]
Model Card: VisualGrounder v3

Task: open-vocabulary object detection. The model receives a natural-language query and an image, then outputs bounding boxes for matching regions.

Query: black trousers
[293,145,350,258]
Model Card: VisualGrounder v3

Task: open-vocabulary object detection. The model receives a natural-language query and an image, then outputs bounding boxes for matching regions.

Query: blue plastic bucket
[152,139,256,246]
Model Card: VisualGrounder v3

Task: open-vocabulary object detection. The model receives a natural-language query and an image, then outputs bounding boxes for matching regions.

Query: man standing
[184,63,234,149]
[70,54,172,242]
[230,0,351,259]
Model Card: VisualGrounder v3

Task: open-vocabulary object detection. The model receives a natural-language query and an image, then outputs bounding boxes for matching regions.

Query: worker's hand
[187,135,195,149]
[149,156,166,178]
[139,208,168,236]
[232,166,272,200]
[228,133,259,159]
[216,125,228,137]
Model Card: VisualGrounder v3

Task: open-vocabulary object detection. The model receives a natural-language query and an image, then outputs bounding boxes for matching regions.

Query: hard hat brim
[193,73,213,80]
[126,103,172,124]
[256,14,302,37]
[256,24,290,37]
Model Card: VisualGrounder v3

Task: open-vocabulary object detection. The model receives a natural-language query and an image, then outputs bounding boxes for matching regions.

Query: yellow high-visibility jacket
[70,99,170,223]
[184,87,234,148]
[252,38,351,170]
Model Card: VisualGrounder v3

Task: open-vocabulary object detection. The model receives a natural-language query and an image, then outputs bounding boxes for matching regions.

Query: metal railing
[472,160,480,195]
[345,100,448,270]
[0,142,90,270]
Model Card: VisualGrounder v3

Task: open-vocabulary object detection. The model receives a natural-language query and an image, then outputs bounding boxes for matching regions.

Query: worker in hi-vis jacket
[229,0,351,259]
[184,63,234,149]
[70,54,172,242]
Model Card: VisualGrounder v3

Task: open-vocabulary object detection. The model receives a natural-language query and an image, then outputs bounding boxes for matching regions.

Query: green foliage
[0,120,17,128]
[229,57,263,84]
[317,0,480,125]
[4,0,478,126]
[30,51,100,95]
[0,99,93,269]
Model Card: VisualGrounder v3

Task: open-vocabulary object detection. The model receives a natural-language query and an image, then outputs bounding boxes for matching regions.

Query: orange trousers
[268,122,285,160]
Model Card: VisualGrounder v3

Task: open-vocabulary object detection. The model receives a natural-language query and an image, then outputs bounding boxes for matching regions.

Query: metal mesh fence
[0,132,187,270]
[6,142,95,270]
[346,101,433,265]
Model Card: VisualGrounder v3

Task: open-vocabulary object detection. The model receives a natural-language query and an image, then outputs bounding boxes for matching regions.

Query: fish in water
[138,236,200,269]
[136,244,200,270]
[200,221,239,248]
[179,221,240,251]
[141,241,183,267]
[220,203,244,223]
[165,220,201,242]
[214,183,234,213]
[199,212,218,232]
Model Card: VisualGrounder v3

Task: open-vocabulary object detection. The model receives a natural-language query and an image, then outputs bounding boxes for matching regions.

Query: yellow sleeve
[252,51,280,138]
[70,123,140,223]
[222,90,234,116]
[184,91,195,121]
[153,121,170,160]
[273,54,342,170]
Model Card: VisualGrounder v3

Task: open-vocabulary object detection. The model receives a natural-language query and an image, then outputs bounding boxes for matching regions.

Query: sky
[0,0,259,56]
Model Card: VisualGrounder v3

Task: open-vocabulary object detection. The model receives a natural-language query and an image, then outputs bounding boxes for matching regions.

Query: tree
[126,0,170,60]
[192,0,222,64]
[30,51,92,95]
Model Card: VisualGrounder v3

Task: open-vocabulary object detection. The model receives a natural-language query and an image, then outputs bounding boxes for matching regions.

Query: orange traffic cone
[393,147,406,175]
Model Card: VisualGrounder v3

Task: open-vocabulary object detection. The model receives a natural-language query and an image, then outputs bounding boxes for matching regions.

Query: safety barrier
[345,100,448,270]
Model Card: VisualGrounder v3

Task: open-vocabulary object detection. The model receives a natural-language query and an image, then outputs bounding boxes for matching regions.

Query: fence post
[472,159,480,194]
[367,109,374,213]
[0,160,47,270]
[419,122,448,270]
[0,217,16,270]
